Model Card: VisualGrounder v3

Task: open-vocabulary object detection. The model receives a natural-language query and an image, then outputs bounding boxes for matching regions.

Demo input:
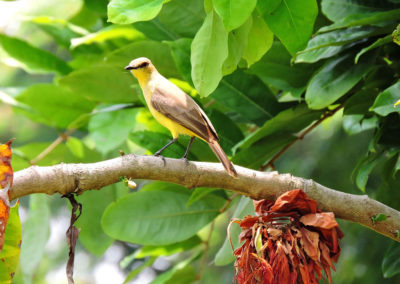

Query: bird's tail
[208,140,238,178]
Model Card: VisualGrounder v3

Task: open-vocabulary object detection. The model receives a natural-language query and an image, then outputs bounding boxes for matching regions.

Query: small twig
[260,104,344,171]
[30,129,75,165]
[62,193,82,284]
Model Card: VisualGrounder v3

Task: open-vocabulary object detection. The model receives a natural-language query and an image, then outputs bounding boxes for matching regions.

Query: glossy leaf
[0,34,71,75]
[88,108,140,154]
[0,204,21,283]
[211,70,280,126]
[213,0,257,31]
[191,11,228,97]
[235,104,322,150]
[262,0,318,55]
[108,0,165,24]
[59,63,141,104]
[16,84,95,128]
[306,54,373,109]
[249,42,315,98]
[295,26,379,63]
[159,0,205,38]
[19,195,50,284]
[257,0,282,14]
[370,81,400,116]
[242,11,273,67]
[101,183,225,245]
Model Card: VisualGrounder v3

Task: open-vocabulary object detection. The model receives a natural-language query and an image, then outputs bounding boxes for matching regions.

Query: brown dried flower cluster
[232,189,343,284]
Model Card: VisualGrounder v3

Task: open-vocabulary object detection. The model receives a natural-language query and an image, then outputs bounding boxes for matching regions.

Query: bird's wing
[151,82,219,142]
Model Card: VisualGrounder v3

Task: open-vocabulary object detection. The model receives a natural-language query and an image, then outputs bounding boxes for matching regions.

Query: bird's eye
[139,62,149,68]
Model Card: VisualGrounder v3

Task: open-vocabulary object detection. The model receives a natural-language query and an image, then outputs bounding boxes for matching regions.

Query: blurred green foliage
[1,0,400,283]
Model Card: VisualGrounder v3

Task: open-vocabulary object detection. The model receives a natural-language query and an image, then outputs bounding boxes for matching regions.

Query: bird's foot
[180,156,190,165]
[154,153,166,166]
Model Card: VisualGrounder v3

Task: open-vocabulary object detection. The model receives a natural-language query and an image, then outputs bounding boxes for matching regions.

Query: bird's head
[125,57,155,80]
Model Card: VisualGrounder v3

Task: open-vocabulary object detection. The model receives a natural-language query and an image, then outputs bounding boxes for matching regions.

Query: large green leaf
[89,108,140,154]
[0,34,71,75]
[262,0,318,55]
[165,38,193,84]
[16,84,95,128]
[305,54,373,109]
[108,0,165,24]
[370,81,400,116]
[257,0,282,14]
[242,11,273,67]
[101,182,225,245]
[295,26,380,63]
[214,196,254,266]
[235,104,323,150]
[211,70,281,126]
[59,63,141,104]
[159,0,205,38]
[191,11,228,97]
[321,0,399,22]
[355,34,392,63]
[213,0,257,31]
[76,185,117,256]
[382,242,400,278]
[0,204,21,283]
[105,40,181,79]
[19,195,50,284]
[248,42,315,98]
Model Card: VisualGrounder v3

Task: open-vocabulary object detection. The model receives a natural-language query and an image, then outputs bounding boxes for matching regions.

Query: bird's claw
[181,156,189,165]
[154,153,166,166]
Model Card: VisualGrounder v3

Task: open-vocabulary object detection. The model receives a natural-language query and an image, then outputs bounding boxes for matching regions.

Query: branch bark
[10,154,400,242]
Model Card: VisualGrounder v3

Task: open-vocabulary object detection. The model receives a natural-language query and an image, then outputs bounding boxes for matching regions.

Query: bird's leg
[181,137,195,163]
[154,138,178,157]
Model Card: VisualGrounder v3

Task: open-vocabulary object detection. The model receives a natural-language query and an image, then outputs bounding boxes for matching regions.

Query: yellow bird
[125,57,237,178]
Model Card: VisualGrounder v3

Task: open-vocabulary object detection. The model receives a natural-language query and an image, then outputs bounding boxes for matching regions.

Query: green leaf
[30,16,88,47]
[59,63,141,104]
[306,54,373,109]
[186,188,219,207]
[108,0,165,24]
[215,196,254,266]
[321,0,398,22]
[16,84,95,128]
[262,0,318,55]
[101,183,225,245]
[89,108,140,154]
[295,26,380,63]
[257,0,282,14]
[0,34,71,75]
[393,24,400,46]
[211,70,281,126]
[242,11,273,67]
[354,153,383,192]
[76,185,117,256]
[105,40,181,79]
[70,25,145,49]
[342,115,378,135]
[165,38,193,84]
[235,104,322,150]
[124,256,156,283]
[344,88,378,115]
[382,242,400,278]
[0,204,21,283]
[159,0,205,38]
[355,34,392,63]
[248,42,315,98]
[191,11,228,97]
[151,262,197,284]
[222,18,251,75]
[370,81,400,116]
[19,195,50,284]
[135,235,202,258]
[213,0,257,31]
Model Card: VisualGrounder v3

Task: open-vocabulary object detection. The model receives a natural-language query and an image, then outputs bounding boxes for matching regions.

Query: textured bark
[10,154,400,242]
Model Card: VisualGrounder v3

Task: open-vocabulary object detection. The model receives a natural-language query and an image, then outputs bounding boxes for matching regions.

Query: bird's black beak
[125,65,134,70]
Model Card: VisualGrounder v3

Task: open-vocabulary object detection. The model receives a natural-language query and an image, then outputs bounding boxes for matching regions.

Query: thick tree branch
[10,154,400,242]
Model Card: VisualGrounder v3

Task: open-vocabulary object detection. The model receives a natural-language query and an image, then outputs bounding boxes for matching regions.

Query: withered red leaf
[0,140,13,252]
[232,189,343,284]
